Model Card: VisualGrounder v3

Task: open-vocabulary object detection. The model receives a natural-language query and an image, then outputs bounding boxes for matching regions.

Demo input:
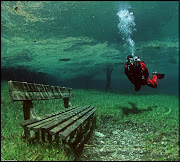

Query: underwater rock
[100,141,104,144]
[95,131,105,137]
[112,130,120,135]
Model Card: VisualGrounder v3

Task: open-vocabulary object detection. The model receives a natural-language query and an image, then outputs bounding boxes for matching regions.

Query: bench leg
[48,133,52,143]
[71,125,83,148]
[63,97,69,108]
[72,115,95,155]
[55,134,59,143]
[76,117,92,151]
[23,101,32,138]
[92,114,96,129]
[22,101,39,138]
[41,131,46,142]
[24,128,30,137]
[35,132,40,140]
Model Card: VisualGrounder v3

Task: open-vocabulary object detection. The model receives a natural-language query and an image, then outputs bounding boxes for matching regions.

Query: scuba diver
[125,55,165,91]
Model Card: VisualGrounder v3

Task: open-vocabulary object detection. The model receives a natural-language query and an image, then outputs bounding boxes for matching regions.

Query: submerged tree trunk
[105,67,113,91]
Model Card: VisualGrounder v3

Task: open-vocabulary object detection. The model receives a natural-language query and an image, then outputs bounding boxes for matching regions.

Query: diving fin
[157,74,165,79]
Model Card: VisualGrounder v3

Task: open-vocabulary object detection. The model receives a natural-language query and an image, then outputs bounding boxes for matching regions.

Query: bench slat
[20,105,79,127]
[26,106,90,131]
[51,86,59,99]
[45,86,56,99]
[8,81,24,91]
[49,106,94,135]
[32,106,90,132]
[10,90,26,100]
[8,81,72,101]
[59,108,97,140]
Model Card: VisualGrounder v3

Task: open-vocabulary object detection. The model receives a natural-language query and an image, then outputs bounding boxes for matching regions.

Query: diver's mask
[133,56,141,62]
[129,58,134,65]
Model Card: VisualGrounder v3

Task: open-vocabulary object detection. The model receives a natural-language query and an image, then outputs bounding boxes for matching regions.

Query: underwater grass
[1,80,179,161]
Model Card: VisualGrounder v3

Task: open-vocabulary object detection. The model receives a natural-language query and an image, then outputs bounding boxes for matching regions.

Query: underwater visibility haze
[1,1,179,161]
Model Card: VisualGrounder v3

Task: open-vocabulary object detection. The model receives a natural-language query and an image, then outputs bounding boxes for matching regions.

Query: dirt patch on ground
[77,122,160,161]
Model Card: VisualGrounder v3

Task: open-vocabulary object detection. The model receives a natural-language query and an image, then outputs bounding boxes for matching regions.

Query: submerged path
[78,121,156,161]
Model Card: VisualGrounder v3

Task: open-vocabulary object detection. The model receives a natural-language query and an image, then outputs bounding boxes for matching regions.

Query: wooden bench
[8,80,97,153]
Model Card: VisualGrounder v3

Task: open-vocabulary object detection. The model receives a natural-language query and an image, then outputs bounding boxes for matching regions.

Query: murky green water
[1,1,179,161]
[1,2,179,94]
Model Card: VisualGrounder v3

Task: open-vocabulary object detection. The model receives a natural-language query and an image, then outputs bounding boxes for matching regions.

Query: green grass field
[1,80,179,161]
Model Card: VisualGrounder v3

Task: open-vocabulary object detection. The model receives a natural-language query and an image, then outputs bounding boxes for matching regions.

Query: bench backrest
[8,80,72,101]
